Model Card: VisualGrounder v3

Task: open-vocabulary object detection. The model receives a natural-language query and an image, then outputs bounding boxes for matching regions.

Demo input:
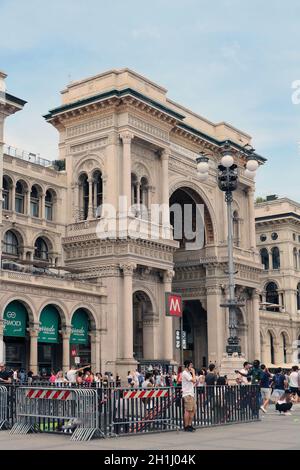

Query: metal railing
[4,144,52,167]
[2,384,261,438]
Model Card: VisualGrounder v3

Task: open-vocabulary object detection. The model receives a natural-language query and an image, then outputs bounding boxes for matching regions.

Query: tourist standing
[271,368,288,403]
[0,363,12,384]
[182,360,196,432]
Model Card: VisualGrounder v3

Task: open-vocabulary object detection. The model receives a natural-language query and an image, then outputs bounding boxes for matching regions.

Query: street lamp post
[196,143,259,357]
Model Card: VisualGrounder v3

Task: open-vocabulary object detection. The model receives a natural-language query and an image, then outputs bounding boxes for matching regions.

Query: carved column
[61,327,71,372]
[73,182,79,221]
[120,132,134,209]
[91,329,101,372]
[87,177,94,220]
[29,325,39,375]
[40,191,46,219]
[161,148,171,236]
[163,270,174,361]
[25,189,30,216]
[120,263,136,360]
[206,285,225,365]
[252,290,261,360]
[11,183,16,212]
[248,188,256,249]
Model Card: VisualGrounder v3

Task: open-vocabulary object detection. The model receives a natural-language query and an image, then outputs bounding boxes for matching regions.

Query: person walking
[182,360,196,432]
[260,364,272,413]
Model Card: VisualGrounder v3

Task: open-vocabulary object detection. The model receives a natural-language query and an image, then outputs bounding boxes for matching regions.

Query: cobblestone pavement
[0,405,299,450]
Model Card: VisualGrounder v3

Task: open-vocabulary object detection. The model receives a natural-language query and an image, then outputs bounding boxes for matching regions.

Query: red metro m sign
[165,292,182,317]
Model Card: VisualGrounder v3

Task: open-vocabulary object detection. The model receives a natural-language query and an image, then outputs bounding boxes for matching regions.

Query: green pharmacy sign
[38,306,59,343]
[3,301,27,337]
[70,309,89,345]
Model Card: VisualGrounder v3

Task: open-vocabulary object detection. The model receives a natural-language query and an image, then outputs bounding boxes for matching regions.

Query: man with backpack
[271,368,288,403]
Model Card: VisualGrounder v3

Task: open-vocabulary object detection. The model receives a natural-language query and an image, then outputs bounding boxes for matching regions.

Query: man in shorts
[182,360,196,432]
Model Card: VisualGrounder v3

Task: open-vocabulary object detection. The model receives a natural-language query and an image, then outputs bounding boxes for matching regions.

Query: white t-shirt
[66,370,77,383]
[289,371,300,388]
[182,370,195,398]
[238,368,249,385]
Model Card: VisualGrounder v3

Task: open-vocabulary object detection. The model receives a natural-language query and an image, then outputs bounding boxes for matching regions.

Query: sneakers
[260,406,267,413]
[184,426,196,432]
[283,412,292,416]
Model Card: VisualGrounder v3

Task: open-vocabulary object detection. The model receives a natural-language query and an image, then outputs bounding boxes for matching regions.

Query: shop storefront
[70,309,91,367]
[38,305,62,376]
[3,301,29,370]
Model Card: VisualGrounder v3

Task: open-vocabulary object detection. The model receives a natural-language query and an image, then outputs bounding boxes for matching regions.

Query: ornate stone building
[1,68,268,377]
[256,197,300,365]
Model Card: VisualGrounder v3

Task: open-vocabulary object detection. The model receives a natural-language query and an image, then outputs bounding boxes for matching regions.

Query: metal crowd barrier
[5,384,260,438]
[10,387,103,441]
[0,386,9,430]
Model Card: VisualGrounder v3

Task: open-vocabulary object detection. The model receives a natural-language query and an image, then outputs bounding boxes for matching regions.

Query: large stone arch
[132,289,157,361]
[70,304,99,330]
[37,300,68,327]
[133,285,158,316]
[1,295,36,324]
[169,179,217,244]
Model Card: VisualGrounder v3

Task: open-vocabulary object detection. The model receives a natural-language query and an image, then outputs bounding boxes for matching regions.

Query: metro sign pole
[165,292,183,365]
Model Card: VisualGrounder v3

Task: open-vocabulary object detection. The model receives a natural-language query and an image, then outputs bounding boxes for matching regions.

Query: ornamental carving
[120,263,137,276]
[128,115,169,141]
[71,138,107,154]
[119,131,134,144]
[67,115,113,138]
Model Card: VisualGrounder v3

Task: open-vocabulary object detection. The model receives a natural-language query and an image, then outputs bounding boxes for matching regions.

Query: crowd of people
[1,359,299,419]
[235,360,300,415]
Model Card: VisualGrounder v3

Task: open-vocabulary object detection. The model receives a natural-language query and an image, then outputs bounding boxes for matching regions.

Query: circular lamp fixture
[244,169,256,179]
[221,152,234,168]
[196,154,209,181]
[198,172,209,181]
[197,161,209,174]
[246,159,259,172]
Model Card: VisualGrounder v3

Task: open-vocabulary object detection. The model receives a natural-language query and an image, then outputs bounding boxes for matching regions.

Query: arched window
[131,173,138,206]
[233,210,239,246]
[30,185,40,218]
[92,171,103,218]
[272,247,280,269]
[281,333,287,363]
[2,176,10,210]
[260,248,269,270]
[297,283,300,310]
[266,282,279,312]
[294,248,298,269]
[2,230,19,256]
[78,174,89,220]
[45,190,55,221]
[269,332,275,364]
[34,237,49,260]
[15,181,25,214]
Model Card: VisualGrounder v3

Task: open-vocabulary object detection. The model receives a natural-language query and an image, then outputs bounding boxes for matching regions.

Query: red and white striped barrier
[123,389,169,399]
[26,389,72,400]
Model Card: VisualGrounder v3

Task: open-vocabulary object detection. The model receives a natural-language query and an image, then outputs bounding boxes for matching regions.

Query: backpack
[274,373,284,389]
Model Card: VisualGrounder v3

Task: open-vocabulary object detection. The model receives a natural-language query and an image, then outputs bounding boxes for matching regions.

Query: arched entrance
[38,305,62,376]
[182,300,208,368]
[70,309,91,367]
[133,291,155,362]
[3,300,30,370]
[169,186,214,249]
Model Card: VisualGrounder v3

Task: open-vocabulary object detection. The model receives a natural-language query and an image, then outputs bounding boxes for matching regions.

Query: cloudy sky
[1,0,300,200]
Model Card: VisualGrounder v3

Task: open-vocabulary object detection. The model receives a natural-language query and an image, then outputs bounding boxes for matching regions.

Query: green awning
[38,306,59,343]
[3,301,27,337]
[70,309,89,345]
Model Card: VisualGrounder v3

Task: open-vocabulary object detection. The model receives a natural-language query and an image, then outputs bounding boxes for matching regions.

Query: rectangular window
[30,201,39,218]
[45,205,52,221]
[15,197,24,214]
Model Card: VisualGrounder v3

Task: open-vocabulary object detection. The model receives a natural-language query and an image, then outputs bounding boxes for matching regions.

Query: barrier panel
[10,387,103,441]
[5,384,261,438]
[0,386,9,430]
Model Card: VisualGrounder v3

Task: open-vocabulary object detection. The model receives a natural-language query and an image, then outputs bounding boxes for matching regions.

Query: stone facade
[1,67,289,378]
